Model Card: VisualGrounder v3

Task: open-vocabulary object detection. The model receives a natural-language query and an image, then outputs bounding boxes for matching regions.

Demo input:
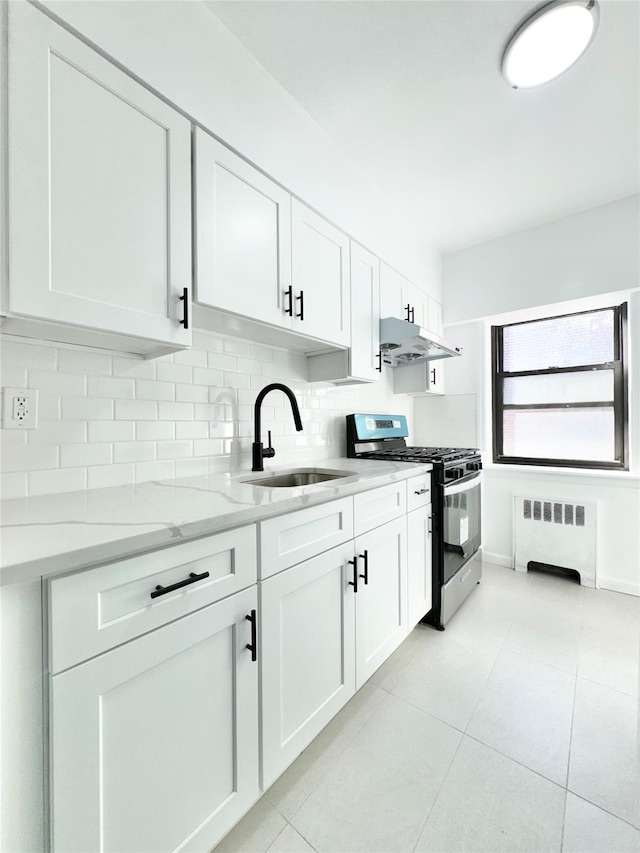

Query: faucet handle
[264,430,275,459]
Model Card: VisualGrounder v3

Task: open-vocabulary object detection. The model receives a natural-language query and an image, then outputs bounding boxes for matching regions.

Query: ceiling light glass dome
[502,0,600,89]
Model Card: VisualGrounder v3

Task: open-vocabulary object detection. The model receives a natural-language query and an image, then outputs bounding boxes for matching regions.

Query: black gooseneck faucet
[252,383,303,472]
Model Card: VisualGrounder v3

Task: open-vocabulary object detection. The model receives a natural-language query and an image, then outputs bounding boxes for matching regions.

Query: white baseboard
[597,577,640,597]
[482,551,514,569]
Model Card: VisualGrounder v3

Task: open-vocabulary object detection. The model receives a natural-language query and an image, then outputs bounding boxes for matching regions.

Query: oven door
[442,473,482,585]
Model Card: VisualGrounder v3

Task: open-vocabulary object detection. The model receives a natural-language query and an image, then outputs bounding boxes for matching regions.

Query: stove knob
[446,468,463,480]
[466,461,482,472]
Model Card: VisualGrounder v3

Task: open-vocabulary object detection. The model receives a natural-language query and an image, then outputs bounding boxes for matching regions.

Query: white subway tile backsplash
[114,400,157,421]
[87,463,135,489]
[176,422,209,440]
[28,467,86,496]
[88,421,135,443]
[88,377,135,399]
[157,440,193,460]
[29,371,86,396]
[156,362,192,384]
[135,380,175,402]
[0,472,28,499]
[60,443,111,468]
[63,397,113,421]
[1,329,412,496]
[0,368,28,387]
[136,422,175,441]
[58,349,111,375]
[113,441,155,464]
[158,402,194,421]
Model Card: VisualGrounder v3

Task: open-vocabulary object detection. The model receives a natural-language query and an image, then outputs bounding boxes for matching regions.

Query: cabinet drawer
[49,526,257,673]
[353,482,406,536]
[406,472,432,512]
[259,497,354,579]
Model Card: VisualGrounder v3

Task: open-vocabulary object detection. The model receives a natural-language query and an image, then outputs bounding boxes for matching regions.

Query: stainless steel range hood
[379,317,463,367]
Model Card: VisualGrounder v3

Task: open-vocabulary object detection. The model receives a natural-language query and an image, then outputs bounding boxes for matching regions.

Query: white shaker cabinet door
[50,587,259,853]
[260,542,356,788]
[350,242,381,381]
[379,262,405,320]
[354,516,408,688]
[291,199,350,346]
[7,3,192,348]
[407,505,433,626]
[194,129,293,329]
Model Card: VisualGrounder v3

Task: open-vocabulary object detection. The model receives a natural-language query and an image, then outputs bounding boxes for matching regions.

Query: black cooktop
[363,446,478,464]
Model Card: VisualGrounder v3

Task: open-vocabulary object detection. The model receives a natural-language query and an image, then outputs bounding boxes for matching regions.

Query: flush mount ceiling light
[502,0,599,89]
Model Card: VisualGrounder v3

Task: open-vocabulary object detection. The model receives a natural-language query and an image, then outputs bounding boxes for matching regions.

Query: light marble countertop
[0,458,431,586]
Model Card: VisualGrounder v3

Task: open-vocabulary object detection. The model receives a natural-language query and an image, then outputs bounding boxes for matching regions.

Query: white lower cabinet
[50,586,259,853]
[260,541,356,788]
[354,516,408,688]
[407,504,433,627]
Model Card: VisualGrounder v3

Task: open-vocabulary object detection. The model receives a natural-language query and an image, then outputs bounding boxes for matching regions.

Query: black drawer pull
[179,287,189,329]
[359,550,369,585]
[284,285,294,317]
[150,570,209,599]
[376,351,382,373]
[414,488,429,495]
[431,368,436,384]
[246,609,257,662]
[348,557,358,593]
[296,290,305,321]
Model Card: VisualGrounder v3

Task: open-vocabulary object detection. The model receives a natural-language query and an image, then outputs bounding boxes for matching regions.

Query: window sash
[491,304,628,470]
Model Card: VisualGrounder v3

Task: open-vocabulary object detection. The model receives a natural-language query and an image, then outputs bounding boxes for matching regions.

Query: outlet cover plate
[2,387,39,429]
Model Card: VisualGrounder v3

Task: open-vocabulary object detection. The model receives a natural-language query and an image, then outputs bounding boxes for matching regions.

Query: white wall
[429,198,640,596]
[39,0,441,295]
[442,195,639,324]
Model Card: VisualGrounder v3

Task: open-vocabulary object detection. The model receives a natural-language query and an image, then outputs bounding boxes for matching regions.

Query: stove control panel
[466,461,482,472]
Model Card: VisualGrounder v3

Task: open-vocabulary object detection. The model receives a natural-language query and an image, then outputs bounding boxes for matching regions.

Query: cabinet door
[380,263,405,320]
[50,587,259,853]
[407,505,433,626]
[355,517,408,688]
[7,3,191,348]
[349,243,381,381]
[260,542,356,788]
[427,361,446,394]
[194,129,293,329]
[291,200,350,346]
[403,282,427,328]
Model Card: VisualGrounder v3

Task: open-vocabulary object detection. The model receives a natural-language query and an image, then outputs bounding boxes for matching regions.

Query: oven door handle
[443,472,482,497]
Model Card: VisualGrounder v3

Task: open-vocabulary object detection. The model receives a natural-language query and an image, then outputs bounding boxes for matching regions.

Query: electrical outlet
[2,388,39,429]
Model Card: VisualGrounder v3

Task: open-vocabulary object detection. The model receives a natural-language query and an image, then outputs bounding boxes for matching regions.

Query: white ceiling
[206,0,640,254]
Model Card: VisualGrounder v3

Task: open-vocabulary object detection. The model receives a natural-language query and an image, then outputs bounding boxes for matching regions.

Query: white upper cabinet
[291,200,350,347]
[6,3,192,353]
[194,129,293,330]
[426,295,444,336]
[349,242,381,381]
[380,262,405,320]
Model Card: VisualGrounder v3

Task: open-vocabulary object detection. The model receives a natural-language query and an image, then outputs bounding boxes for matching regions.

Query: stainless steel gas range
[346,413,482,629]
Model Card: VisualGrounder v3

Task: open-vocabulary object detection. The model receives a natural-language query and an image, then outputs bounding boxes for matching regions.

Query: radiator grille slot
[515,495,596,587]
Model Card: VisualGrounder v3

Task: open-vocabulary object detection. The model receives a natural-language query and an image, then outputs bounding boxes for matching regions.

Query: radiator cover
[514,495,596,587]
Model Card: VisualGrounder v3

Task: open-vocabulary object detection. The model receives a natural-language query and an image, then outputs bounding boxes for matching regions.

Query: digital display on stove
[365,418,401,430]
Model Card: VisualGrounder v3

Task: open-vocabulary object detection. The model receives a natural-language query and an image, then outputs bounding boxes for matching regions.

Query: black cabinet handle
[376,351,382,373]
[410,306,415,324]
[246,609,257,662]
[358,550,369,585]
[405,303,412,323]
[150,570,209,599]
[179,287,189,329]
[284,285,294,317]
[296,290,305,321]
[348,557,358,593]
[431,368,436,384]
[414,488,429,495]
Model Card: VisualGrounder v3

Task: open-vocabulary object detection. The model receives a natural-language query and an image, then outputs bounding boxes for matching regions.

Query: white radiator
[514,495,596,588]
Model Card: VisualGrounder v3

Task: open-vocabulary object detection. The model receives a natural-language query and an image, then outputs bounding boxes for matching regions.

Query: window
[491,304,628,469]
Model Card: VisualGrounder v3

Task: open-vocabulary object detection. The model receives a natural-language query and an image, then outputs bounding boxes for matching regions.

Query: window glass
[503,369,614,405]
[502,310,614,372]
[502,408,615,462]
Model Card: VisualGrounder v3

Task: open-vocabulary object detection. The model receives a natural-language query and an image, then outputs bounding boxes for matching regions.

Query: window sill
[482,462,639,487]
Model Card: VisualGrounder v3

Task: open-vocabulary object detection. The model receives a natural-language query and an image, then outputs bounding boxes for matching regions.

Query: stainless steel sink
[243,468,356,488]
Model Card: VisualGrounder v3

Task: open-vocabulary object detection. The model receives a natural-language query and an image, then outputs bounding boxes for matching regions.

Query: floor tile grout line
[462,731,569,792]
[410,729,467,853]
[281,816,318,852]
[564,790,640,832]
[270,689,392,824]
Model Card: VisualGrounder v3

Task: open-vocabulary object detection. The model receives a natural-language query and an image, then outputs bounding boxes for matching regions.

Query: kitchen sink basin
[243,468,356,488]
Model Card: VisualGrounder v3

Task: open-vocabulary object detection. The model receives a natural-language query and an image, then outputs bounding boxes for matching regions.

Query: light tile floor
[215,563,640,853]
